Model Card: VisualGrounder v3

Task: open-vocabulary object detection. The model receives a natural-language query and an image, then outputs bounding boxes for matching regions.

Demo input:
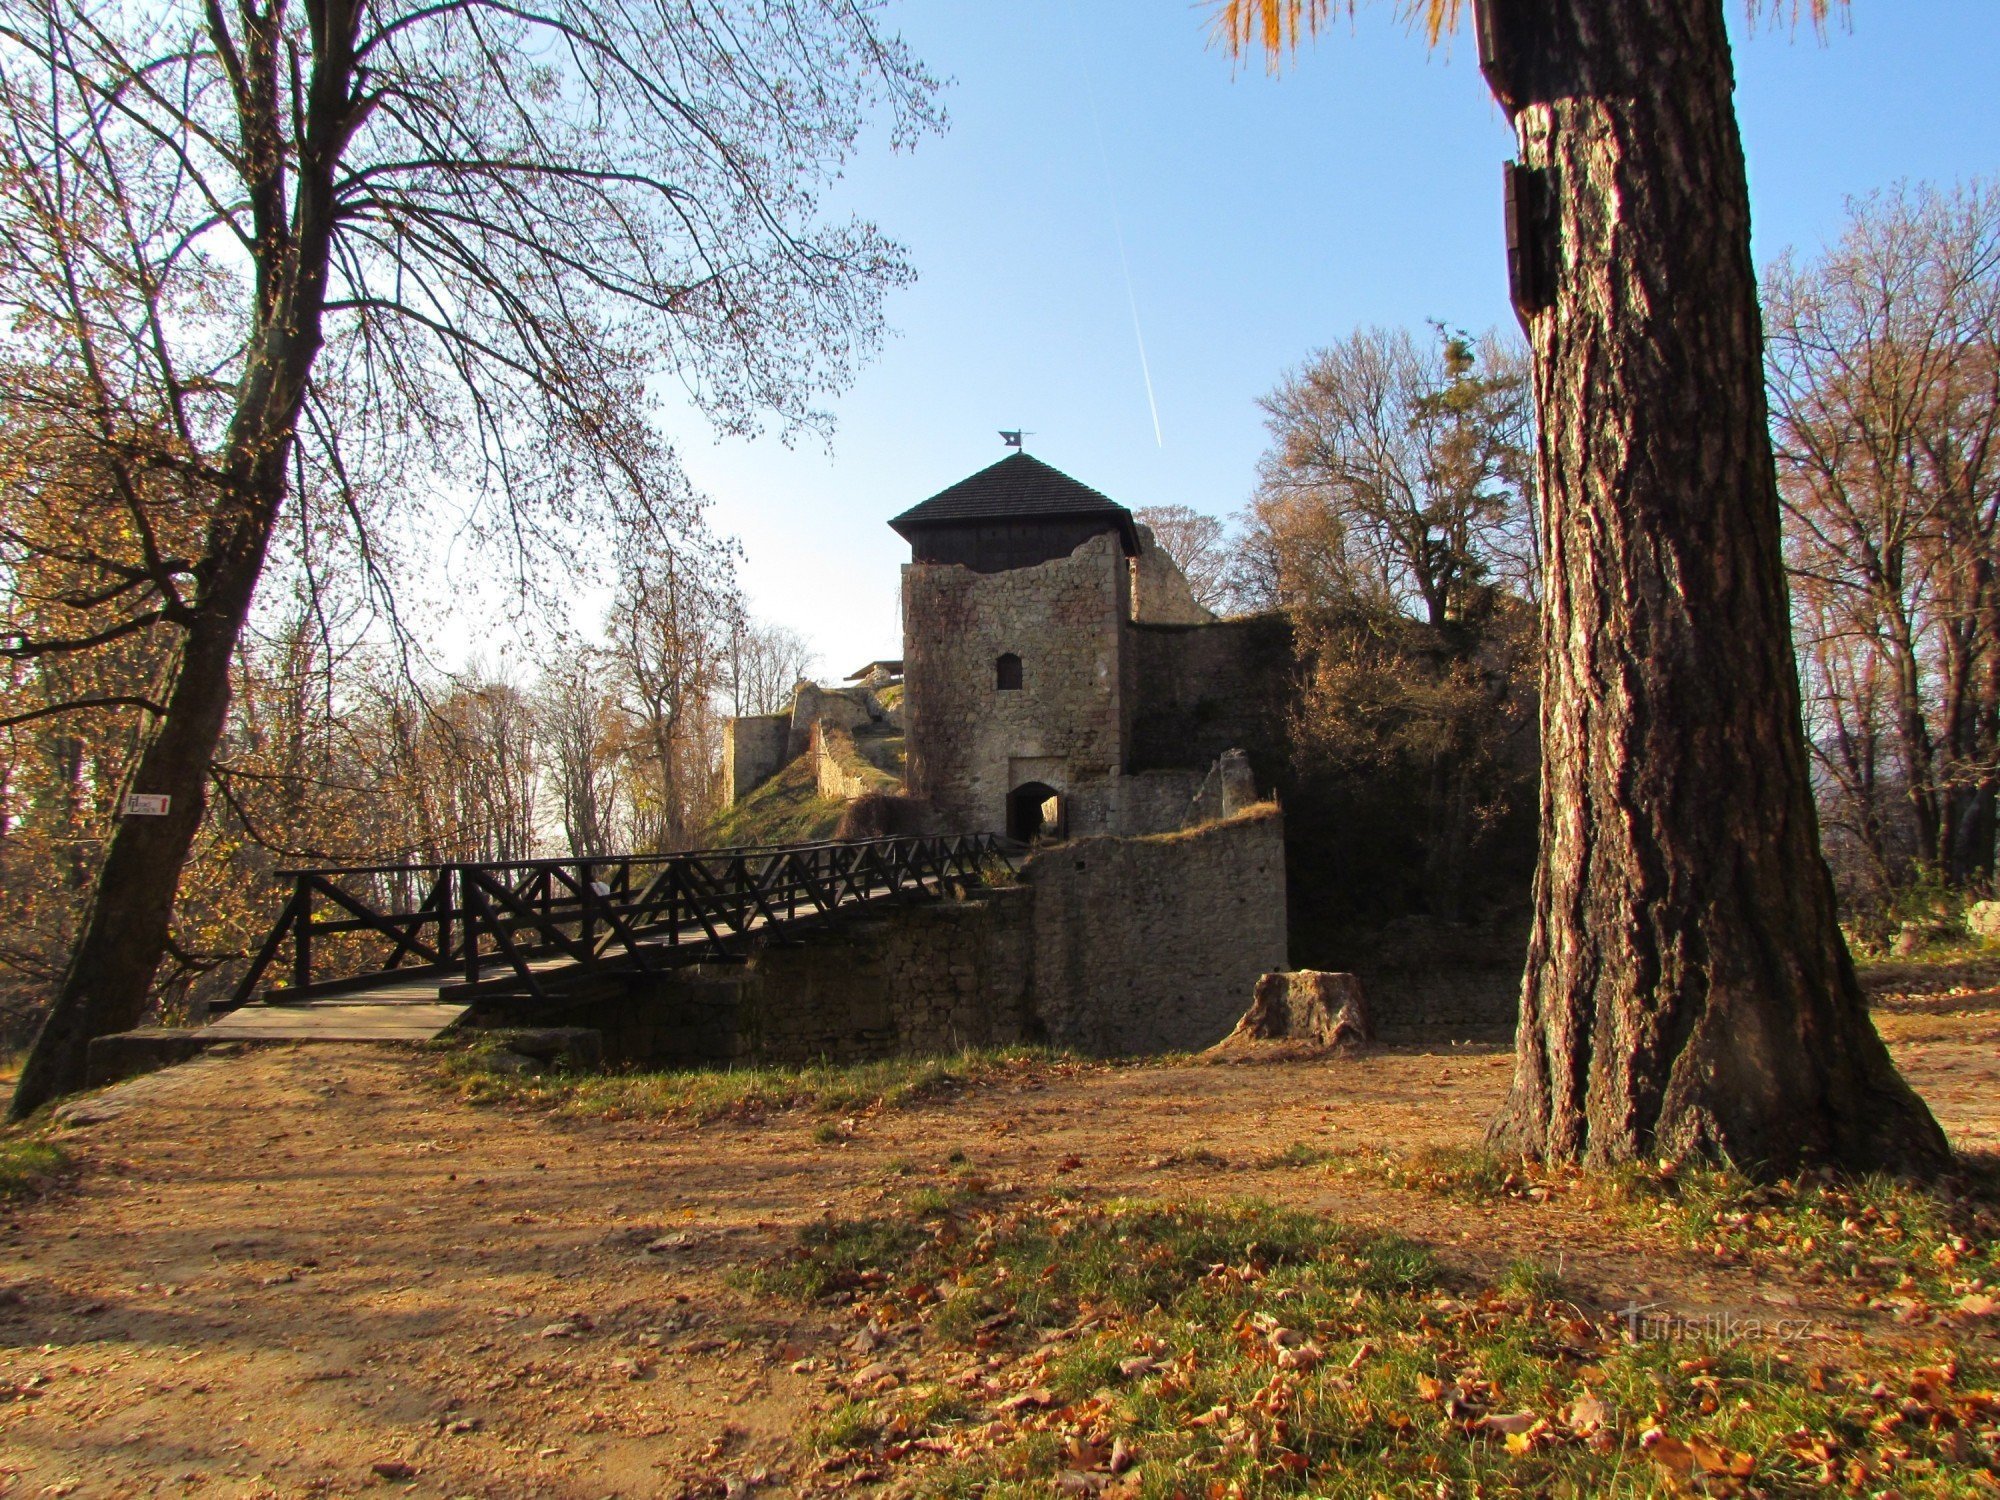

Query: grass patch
[0,1134,68,1199]
[751,1191,2000,1497]
[1369,1142,1523,1198]
[1361,1146,2000,1317]
[1255,1141,1335,1171]
[701,755,847,848]
[1496,1254,1566,1302]
[811,1398,883,1453]
[435,1043,1068,1122]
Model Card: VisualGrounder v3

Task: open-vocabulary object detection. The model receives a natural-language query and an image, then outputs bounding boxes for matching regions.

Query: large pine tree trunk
[1484,0,1948,1172]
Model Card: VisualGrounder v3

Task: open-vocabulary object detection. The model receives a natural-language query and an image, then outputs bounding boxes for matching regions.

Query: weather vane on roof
[999,429,1032,450]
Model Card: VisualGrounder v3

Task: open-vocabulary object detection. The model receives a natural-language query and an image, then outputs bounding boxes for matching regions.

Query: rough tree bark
[1481,0,1948,1172]
[7,4,350,1120]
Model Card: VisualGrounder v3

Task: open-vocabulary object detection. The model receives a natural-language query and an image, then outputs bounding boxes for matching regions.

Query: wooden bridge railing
[220,834,1018,1010]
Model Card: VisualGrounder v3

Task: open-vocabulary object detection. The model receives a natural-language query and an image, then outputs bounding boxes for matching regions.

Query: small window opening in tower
[996,652,1023,691]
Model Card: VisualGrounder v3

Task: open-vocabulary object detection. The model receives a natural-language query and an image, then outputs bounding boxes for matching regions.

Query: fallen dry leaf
[1565,1393,1612,1435]
[996,1386,1055,1413]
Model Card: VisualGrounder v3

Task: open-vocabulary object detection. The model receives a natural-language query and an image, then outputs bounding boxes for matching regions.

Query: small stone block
[85,1027,209,1088]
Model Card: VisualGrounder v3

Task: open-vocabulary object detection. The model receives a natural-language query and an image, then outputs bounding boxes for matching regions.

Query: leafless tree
[606,557,732,852]
[725,619,819,718]
[3,0,940,1114]
[1134,505,1236,613]
[1767,180,2000,894]
[536,656,629,859]
[1247,327,1536,633]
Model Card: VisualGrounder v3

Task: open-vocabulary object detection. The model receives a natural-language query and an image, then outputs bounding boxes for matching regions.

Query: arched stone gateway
[1007,781,1063,843]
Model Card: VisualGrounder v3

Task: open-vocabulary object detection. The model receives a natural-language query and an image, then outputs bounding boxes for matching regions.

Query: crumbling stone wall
[722,679,897,810]
[788,682,883,760]
[1023,804,1288,1053]
[1129,526,1215,625]
[1075,769,1206,838]
[903,532,1129,834]
[542,808,1286,1064]
[814,724,899,802]
[724,714,790,801]
[738,892,1036,1061]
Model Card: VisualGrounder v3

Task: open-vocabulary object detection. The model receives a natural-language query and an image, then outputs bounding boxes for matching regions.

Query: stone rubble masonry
[1022,804,1288,1055]
[814,723,899,802]
[1129,524,1216,626]
[1345,914,1529,1042]
[723,713,789,803]
[723,681,897,808]
[544,804,1287,1065]
[787,681,886,760]
[1127,613,1294,776]
[726,508,1283,835]
[903,531,1130,834]
[902,529,1290,838]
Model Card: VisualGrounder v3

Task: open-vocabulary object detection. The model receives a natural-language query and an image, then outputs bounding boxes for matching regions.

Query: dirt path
[2,1002,1995,1499]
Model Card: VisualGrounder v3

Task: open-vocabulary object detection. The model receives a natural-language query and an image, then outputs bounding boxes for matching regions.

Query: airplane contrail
[1076,43,1164,449]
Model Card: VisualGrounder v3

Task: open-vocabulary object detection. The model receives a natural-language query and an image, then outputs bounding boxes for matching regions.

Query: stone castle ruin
[695,452,1292,1060]
[726,452,1289,843]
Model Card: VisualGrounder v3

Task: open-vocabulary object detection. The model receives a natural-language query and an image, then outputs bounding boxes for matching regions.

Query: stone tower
[893,452,1242,841]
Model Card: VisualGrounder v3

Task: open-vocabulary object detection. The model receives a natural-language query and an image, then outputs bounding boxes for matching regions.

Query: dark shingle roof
[888,453,1132,538]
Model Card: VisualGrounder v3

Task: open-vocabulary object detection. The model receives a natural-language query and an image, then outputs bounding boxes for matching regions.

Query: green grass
[435,1043,1064,1122]
[702,755,847,848]
[0,1134,68,1199]
[1359,1146,2000,1314]
[751,1191,2000,1498]
[1368,1142,1523,1198]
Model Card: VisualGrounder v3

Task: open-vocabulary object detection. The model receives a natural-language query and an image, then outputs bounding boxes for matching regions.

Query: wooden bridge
[203,834,1016,1042]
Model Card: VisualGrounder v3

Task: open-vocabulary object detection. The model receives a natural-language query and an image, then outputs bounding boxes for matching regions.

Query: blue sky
[661,1,2000,679]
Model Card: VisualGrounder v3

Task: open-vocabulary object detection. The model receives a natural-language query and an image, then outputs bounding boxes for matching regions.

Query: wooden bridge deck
[208,834,1015,1043]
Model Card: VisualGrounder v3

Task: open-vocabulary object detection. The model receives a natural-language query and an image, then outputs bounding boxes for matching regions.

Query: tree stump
[1219,971,1371,1052]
